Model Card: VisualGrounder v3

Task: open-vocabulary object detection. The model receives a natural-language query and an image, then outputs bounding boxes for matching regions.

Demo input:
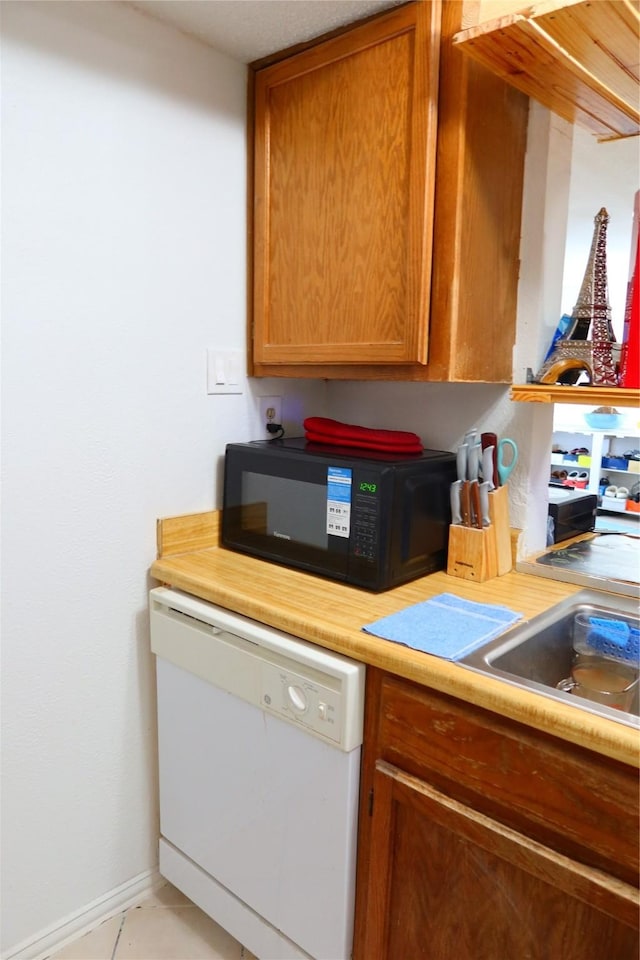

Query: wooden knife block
[488,484,512,576]
[447,524,497,582]
[446,485,512,582]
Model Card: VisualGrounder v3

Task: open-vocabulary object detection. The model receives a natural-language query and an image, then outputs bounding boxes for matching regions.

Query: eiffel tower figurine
[535,207,620,386]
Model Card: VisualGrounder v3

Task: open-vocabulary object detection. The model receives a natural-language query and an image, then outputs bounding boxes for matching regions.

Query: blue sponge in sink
[587,617,639,666]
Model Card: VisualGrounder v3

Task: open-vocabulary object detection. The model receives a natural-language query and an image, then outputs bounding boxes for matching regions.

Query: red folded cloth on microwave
[303,417,423,453]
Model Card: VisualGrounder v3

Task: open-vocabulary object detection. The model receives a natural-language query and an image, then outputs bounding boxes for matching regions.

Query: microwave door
[243,472,325,543]
[226,467,350,578]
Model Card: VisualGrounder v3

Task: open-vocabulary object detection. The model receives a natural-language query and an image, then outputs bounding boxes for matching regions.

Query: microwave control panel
[352,491,380,561]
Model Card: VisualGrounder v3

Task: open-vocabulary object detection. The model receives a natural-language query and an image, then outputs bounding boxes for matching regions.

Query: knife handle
[450,480,462,525]
[467,443,480,482]
[460,480,471,527]
[456,443,468,483]
[479,481,491,526]
[470,480,482,529]
[481,446,495,490]
[463,428,477,449]
[481,432,499,488]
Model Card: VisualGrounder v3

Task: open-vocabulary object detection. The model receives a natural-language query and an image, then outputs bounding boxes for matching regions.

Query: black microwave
[222,438,456,592]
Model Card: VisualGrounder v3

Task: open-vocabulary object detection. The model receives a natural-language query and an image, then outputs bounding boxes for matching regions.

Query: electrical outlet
[258,396,282,439]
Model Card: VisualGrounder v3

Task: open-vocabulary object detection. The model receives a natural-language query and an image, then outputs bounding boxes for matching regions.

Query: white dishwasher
[149,587,365,960]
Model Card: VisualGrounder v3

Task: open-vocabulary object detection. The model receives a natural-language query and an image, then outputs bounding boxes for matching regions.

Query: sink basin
[460,589,640,728]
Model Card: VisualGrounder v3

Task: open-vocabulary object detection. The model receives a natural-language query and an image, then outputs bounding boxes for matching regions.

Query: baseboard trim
[3,867,163,960]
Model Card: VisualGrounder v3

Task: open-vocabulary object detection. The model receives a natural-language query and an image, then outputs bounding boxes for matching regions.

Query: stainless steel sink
[460,590,640,728]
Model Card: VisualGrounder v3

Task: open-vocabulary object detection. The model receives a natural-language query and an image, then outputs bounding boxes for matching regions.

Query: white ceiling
[130,0,403,63]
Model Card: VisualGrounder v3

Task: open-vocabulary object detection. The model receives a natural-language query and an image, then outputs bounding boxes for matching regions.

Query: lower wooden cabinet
[353,670,639,960]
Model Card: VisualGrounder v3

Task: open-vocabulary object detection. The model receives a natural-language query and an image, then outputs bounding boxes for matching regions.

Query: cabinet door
[361,759,639,960]
[251,2,528,382]
[253,2,441,366]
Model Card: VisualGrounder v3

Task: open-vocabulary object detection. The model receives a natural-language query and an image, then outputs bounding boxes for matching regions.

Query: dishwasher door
[150,588,365,960]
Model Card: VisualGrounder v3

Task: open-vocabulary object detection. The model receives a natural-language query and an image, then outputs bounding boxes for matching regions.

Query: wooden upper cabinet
[453,0,640,142]
[252,2,441,367]
[250,1,529,382]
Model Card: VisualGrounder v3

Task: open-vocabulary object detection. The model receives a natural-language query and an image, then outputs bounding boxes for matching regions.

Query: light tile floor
[48,882,257,960]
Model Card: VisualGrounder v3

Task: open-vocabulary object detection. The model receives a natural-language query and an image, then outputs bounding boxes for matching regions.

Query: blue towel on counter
[362,593,523,661]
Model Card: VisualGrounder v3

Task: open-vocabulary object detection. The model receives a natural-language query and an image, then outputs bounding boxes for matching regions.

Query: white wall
[0,3,323,955]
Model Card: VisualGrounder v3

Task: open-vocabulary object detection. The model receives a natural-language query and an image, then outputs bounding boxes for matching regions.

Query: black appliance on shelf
[548,486,598,543]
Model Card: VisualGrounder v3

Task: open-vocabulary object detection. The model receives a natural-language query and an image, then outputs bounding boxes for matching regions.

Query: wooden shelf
[453,0,640,142]
[511,383,640,406]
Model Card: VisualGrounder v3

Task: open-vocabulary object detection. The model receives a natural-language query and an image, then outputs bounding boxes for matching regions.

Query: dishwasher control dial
[260,663,342,744]
[286,684,308,713]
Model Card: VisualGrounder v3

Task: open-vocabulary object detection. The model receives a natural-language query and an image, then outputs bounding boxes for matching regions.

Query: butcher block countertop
[150,511,639,768]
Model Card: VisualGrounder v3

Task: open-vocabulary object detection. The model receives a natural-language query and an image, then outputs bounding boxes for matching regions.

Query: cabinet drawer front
[376,673,639,885]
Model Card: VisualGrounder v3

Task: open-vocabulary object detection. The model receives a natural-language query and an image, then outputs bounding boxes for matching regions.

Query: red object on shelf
[619,190,639,388]
[303,417,423,453]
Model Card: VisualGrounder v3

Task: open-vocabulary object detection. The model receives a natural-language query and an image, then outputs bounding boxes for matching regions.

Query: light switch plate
[207,349,243,394]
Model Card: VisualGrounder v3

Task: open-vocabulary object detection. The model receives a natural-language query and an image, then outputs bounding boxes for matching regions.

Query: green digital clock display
[359,481,377,494]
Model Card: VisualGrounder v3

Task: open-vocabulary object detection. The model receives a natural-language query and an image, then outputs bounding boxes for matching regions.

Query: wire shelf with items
[552,404,639,505]
[551,426,640,518]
